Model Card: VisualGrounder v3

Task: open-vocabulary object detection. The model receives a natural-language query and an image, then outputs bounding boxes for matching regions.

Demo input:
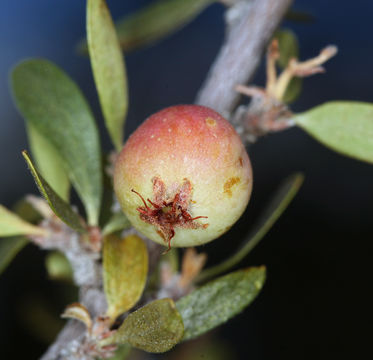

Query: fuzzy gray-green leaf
[177,267,266,341]
[11,59,102,225]
[0,236,28,275]
[294,101,373,164]
[22,151,86,233]
[87,0,128,151]
[26,123,70,201]
[109,298,184,353]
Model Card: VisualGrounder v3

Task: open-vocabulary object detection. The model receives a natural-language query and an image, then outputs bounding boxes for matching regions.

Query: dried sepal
[61,302,93,332]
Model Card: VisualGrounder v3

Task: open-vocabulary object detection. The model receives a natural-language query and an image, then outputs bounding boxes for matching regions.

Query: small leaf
[274,29,299,68]
[102,212,131,236]
[61,302,92,331]
[177,267,266,341]
[282,77,302,104]
[294,101,373,164]
[108,298,184,353]
[0,204,46,237]
[105,344,132,360]
[26,123,70,201]
[104,234,148,319]
[22,151,87,233]
[11,59,102,225]
[197,173,303,283]
[81,0,213,53]
[45,251,73,282]
[87,0,128,151]
[0,236,28,275]
[274,29,302,103]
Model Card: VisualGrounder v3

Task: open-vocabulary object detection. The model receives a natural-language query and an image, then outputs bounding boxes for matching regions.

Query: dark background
[1,0,372,359]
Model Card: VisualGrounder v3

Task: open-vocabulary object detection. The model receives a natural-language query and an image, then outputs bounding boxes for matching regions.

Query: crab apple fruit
[114,105,253,249]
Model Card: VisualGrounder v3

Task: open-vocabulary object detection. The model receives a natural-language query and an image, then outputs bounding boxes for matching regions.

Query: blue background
[1,1,373,358]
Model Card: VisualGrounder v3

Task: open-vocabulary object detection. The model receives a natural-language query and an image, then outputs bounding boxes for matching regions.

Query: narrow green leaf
[11,59,102,225]
[87,0,128,151]
[26,123,70,201]
[197,173,304,283]
[80,0,213,53]
[0,204,46,237]
[177,267,266,341]
[0,236,28,275]
[274,29,299,68]
[108,298,184,353]
[45,251,73,282]
[104,234,148,319]
[102,212,131,236]
[22,151,86,233]
[0,199,44,275]
[294,101,373,164]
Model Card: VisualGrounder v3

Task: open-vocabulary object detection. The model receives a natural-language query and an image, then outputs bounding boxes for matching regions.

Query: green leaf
[0,204,46,237]
[0,236,28,275]
[22,151,87,233]
[103,234,148,319]
[107,298,184,353]
[102,212,131,236]
[0,199,44,276]
[177,267,266,341]
[282,77,302,104]
[274,29,302,103]
[294,101,373,164]
[11,59,102,225]
[83,0,214,53]
[197,173,303,283]
[274,29,299,68]
[45,251,73,282]
[105,345,131,360]
[26,123,70,201]
[87,0,128,151]
[13,198,43,223]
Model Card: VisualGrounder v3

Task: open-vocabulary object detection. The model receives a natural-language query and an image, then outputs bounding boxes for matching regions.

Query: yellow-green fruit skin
[114,105,253,247]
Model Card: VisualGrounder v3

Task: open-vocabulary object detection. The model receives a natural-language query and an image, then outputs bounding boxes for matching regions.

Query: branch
[195,0,293,115]
[39,1,292,359]
[39,223,162,360]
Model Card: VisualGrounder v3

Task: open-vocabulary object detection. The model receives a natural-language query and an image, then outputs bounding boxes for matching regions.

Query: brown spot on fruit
[205,117,217,127]
[238,157,243,167]
[224,177,241,197]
